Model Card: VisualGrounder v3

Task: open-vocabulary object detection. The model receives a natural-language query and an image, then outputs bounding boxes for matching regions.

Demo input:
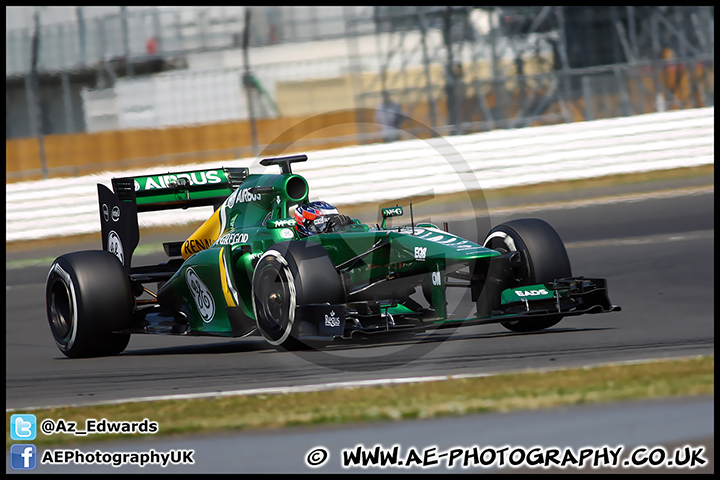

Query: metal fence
[5,6,715,180]
[349,6,714,137]
[5,6,359,75]
[6,6,363,139]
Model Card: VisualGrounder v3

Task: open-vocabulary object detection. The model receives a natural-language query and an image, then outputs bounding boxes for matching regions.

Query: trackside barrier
[6,107,713,242]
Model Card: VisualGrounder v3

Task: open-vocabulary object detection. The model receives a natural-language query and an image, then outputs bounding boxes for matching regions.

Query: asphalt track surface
[6,172,714,473]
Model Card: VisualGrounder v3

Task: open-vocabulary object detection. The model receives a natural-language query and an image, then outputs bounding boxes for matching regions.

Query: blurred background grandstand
[6,6,714,181]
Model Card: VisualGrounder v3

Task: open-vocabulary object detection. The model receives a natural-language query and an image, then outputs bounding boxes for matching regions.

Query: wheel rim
[48,277,73,342]
[484,231,530,283]
[484,230,527,328]
[254,265,293,341]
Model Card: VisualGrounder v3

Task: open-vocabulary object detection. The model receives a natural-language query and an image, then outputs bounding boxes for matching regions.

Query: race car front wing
[292,277,621,343]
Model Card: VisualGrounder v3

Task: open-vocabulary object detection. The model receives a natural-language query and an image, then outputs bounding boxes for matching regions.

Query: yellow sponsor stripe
[218,247,236,307]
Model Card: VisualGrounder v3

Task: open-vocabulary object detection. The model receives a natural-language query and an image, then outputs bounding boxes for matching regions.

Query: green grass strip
[6,356,713,449]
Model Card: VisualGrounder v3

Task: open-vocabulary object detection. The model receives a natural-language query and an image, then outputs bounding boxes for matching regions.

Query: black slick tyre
[482,218,572,332]
[252,241,344,351]
[46,250,133,358]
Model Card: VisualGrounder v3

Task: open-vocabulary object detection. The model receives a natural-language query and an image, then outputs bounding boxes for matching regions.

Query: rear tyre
[482,218,571,332]
[46,250,133,358]
[252,241,344,350]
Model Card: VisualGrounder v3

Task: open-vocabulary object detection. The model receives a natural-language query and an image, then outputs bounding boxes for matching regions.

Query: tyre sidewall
[46,251,132,357]
[251,248,298,346]
[497,219,572,283]
[484,219,571,285]
[483,219,571,332]
[252,241,344,349]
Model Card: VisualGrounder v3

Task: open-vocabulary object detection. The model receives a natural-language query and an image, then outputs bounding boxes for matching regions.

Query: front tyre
[252,241,344,351]
[483,218,571,332]
[46,250,133,358]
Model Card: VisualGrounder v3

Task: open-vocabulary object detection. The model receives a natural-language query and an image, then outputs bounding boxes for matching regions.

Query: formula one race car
[46,154,621,358]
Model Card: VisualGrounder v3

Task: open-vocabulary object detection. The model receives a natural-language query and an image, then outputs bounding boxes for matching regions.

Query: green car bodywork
[47,154,620,356]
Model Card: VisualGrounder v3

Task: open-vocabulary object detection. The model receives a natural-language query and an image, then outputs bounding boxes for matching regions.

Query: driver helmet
[294,201,340,237]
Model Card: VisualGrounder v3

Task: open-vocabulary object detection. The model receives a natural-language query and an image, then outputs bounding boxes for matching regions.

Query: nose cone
[391,226,499,264]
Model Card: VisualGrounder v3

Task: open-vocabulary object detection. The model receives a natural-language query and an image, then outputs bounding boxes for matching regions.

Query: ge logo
[431,271,442,286]
[185,267,215,322]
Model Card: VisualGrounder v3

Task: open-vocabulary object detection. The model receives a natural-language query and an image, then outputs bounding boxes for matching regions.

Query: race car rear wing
[111,167,249,212]
[98,166,249,274]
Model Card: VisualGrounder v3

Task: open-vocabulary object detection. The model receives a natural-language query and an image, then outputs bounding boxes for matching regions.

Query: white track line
[6,355,709,412]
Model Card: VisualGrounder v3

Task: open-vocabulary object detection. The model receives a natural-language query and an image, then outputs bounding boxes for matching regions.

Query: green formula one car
[46,154,621,358]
